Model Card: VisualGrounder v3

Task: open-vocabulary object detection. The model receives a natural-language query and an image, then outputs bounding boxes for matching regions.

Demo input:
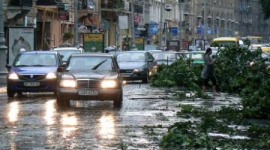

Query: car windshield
[117,53,145,62]
[13,53,57,67]
[55,50,81,61]
[152,53,176,60]
[66,56,113,71]
[216,41,237,47]
[186,53,204,60]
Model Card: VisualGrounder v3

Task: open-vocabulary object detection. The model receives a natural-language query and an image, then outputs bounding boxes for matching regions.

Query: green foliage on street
[151,46,270,148]
[150,59,204,96]
[259,0,270,19]
[160,105,270,149]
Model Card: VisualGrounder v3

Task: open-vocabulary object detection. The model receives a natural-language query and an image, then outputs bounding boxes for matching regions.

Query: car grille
[120,69,133,73]
[19,74,46,81]
[77,80,100,88]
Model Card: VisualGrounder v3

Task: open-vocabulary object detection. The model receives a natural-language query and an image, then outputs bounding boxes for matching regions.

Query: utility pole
[131,0,136,49]
[0,0,8,73]
[203,0,207,46]
[178,1,182,50]
[74,0,79,46]
[142,0,145,25]
[159,0,164,48]
[0,0,6,51]
[212,1,215,39]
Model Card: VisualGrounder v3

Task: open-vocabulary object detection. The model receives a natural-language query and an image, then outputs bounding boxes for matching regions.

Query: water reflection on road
[0,83,241,149]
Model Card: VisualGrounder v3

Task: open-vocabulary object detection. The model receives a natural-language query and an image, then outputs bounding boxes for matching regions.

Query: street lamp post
[0,0,8,74]
[159,0,164,48]
[131,0,136,49]
[0,0,6,51]
[74,0,79,46]
[178,2,182,50]
[203,0,207,44]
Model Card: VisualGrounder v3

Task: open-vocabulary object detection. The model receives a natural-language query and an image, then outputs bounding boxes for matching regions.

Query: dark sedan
[6,51,63,97]
[56,53,123,107]
[116,51,157,83]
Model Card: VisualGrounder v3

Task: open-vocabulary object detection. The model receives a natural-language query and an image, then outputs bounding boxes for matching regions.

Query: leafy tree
[259,0,270,19]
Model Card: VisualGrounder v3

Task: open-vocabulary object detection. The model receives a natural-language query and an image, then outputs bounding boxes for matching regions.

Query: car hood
[118,62,146,69]
[67,70,118,80]
[12,67,57,74]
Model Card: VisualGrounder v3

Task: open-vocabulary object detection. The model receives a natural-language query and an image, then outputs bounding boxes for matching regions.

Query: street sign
[197,27,203,35]
[171,27,178,36]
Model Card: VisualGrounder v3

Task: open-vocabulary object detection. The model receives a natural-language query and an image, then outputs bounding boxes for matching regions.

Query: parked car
[147,50,162,55]
[116,51,157,83]
[151,51,186,65]
[6,51,63,97]
[52,47,84,64]
[183,51,205,65]
[56,53,123,107]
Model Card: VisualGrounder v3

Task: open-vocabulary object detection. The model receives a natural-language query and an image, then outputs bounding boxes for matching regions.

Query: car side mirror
[57,64,66,72]
[6,64,11,72]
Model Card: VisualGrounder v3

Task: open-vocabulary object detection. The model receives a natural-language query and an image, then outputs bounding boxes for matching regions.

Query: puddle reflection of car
[57,53,123,107]
[52,47,84,64]
[151,51,185,65]
[6,51,63,97]
[116,51,157,83]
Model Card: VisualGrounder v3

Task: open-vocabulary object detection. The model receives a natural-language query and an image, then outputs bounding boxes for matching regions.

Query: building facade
[1,0,269,50]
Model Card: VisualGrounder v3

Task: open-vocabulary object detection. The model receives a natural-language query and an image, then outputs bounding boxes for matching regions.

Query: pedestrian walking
[201,48,218,96]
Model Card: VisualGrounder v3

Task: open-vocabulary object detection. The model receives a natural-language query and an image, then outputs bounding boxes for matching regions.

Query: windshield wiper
[91,59,108,70]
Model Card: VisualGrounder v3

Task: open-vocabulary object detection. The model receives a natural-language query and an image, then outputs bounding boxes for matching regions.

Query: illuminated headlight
[8,73,19,80]
[46,73,57,79]
[60,80,77,88]
[101,80,117,88]
[133,68,143,72]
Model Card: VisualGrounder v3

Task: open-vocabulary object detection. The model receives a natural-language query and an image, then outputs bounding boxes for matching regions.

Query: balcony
[101,0,130,11]
[36,0,58,6]
[9,0,33,8]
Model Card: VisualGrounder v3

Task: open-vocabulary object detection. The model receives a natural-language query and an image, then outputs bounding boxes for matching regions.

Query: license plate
[122,74,130,77]
[24,82,40,87]
[78,90,98,96]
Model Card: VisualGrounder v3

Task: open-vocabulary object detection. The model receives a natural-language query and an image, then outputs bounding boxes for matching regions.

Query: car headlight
[133,68,143,72]
[8,73,19,80]
[60,80,77,88]
[101,80,117,88]
[46,73,57,79]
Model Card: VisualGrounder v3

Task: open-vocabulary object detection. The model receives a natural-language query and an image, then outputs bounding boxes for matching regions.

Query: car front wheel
[7,89,15,97]
[56,95,70,107]
[113,92,123,108]
[142,70,149,83]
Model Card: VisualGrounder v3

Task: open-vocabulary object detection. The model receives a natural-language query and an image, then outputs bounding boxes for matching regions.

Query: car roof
[213,37,238,42]
[118,50,148,53]
[52,47,83,51]
[19,51,58,54]
[71,53,113,57]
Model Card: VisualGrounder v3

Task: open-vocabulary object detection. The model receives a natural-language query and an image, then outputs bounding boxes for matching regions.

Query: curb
[0,87,6,93]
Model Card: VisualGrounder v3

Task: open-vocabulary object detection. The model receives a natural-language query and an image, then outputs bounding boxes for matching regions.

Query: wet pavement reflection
[0,82,241,149]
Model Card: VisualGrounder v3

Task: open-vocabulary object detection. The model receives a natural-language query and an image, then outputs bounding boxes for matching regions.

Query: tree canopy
[259,0,270,19]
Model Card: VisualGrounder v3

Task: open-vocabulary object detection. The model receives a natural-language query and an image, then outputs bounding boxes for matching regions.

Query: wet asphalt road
[0,82,240,150]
